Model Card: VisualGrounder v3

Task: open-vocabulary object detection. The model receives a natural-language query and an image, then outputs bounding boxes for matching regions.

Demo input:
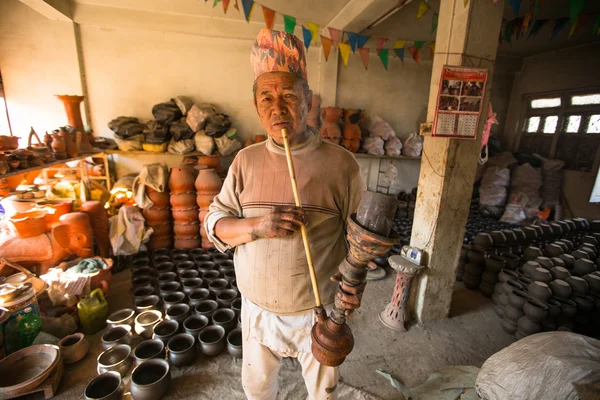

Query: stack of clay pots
[143,187,173,250]
[195,169,223,251]
[456,244,470,281]
[170,167,201,249]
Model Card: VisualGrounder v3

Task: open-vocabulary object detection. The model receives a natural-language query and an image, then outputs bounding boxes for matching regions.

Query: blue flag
[346,32,359,53]
[302,25,312,49]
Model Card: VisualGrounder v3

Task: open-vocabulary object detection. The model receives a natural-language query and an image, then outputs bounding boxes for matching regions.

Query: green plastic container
[78,288,108,334]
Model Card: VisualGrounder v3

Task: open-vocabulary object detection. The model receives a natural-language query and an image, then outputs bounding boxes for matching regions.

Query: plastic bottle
[77,288,108,334]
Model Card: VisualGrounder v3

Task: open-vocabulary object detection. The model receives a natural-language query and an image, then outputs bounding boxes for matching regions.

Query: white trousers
[240,304,339,400]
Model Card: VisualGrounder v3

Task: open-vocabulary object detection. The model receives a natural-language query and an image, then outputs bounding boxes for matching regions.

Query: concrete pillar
[410,0,506,322]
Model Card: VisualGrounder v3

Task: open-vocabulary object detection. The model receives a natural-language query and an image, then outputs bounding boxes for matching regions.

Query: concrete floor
[57,267,515,400]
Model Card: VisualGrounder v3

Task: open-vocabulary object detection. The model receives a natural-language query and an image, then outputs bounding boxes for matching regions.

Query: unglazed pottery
[211,308,236,332]
[194,300,218,318]
[133,339,166,367]
[97,344,132,377]
[153,320,180,345]
[84,372,122,400]
[59,333,89,364]
[130,359,171,400]
[199,325,226,357]
[81,201,111,258]
[101,325,133,350]
[134,295,161,314]
[167,333,196,367]
[183,314,209,338]
[195,169,222,209]
[169,167,196,194]
[107,308,136,329]
[227,328,243,358]
[134,310,163,339]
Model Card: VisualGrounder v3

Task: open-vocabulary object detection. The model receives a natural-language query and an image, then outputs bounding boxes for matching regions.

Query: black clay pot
[208,279,229,296]
[565,276,590,295]
[194,300,219,318]
[508,290,528,309]
[503,304,524,323]
[199,325,226,357]
[183,314,209,338]
[162,292,186,311]
[558,254,576,270]
[544,243,564,258]
[523,298,549,322]
[176,260,195,275]
[157,272,177,286]
[158,281,181,297]
[545,298,562,318]
[480,283,495,298]
[202,270,221,283]
[571,250,590,260]
[557,298,577,317]
[502,280,523,295]
[216,289,238,309]
[130,358,171,400]
[463,275,481,290]
[155,262,175,274]
[188,288,213,308]
[133,267,155,279]
[572,294,594,312]
[579,245,597,260]
[181,278,204,295]
[523,261,541,278]
[467,246,487,264]
[489,231,506,246]
[166,303,190,324]
[527,282,552,303]
[135,295,161,314]
[501,318,518,334]
[512,228,527,243]
[500,253,520,270]
[194,255,212,265]
[530,267,552,283]
[533,257,554,270]
[549,267,570,281]
[211,308,236,333]
[133,285,155,301]
[550,257,566,269]
[583,274,600,295]
[549,279,573,299]
[167,333,197,367]
[572,259,596,277]
[231,297,242,317]
[502,230,517,244]
[485,255,506,273]
[522,228,538,242]
[465,263,484,277]
[518,275,533,287]
[179,270,200,280]
[517,316,542,335]
[133,339,166,367]
[153,320,180,345]
[132,276,154,289]
[189,248,205,257]
[152,255,171,266]
[523,246,543,261]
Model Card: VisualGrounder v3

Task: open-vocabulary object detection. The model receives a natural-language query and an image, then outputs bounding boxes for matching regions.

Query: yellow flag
[394,40,406,49]
[416,0,431,20]
[464,0,469,7]
[339,43,351,67]
[307,22,320,43]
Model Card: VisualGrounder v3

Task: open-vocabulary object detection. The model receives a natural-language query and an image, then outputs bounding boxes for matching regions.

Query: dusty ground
[56,268,515,399]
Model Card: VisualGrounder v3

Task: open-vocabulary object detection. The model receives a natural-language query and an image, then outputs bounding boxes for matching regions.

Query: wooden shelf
[354,153,422,161]
[107,150,218,156]
[0,152,104,179]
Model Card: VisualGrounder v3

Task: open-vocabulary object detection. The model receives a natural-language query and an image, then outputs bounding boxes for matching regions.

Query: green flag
[569,0,586,23]
[283,15,296,34]
[432,12,439,33]
[379,49,389,70]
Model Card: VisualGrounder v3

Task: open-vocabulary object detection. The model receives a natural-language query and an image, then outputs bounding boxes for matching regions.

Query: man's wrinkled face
[254,72,312,146]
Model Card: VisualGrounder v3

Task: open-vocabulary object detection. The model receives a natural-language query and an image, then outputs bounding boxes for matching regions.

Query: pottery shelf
[107,150,218,157]
[354,153,421,161]
[0,152,105,179]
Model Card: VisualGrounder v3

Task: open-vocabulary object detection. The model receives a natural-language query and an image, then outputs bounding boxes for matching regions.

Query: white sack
[109,206,152,256]
[131,163,169,209]
[402,133,423,157]
[365,115,396,141]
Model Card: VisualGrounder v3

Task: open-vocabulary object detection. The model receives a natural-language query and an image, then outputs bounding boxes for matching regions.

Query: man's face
[254,72,312,146]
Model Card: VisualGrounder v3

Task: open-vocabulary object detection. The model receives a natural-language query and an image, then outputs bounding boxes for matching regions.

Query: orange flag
[321,36,333,61]
[222,0,230,13]
[408,46,421,65]
[358,47,370,70]
[262,6,276,29]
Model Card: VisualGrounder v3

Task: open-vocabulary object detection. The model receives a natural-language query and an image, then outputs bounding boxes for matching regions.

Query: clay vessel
[130,358,171,400]
[134,295,161,314]
[148,222,171,237]
[101,325,133,350]
[342,109,362,139]
[550,279,573,299]
[107,308,136,330]
[216,289,237,309]
[231,297,242,317]
[97,344,133,376]
[188,288,212,308]
[153,320,180,345]
[197,155,221,172]
[56,95,85,132]
[527,282,552,303]
[134,310,163,339]
[165,303,190,324]
[59,332,89,364]
[148,236,173,251]
[181,278,204,295]
[572,258,596,277]
[227,328,243,358]
[51,133,66,154]
[170,192,196,209]
[179,270,199,280]
[194,300,218,318]
[212,308,236,333]
[169,167,196,193]
[173,222,200,237]
[522,298,549,322]
[195,169,222,209]
[158,281,181,297]
[174,237,202,249]
[167,333,197,367]
[208,278,229,296]
[172,207,199,222]
[133,339,165,367]
[319,107,343,145]
[183,314,209,338]
[146,187,170,208]
[84,372,122,400]
[142,208,171,223]
[565,276,589,295]
[198,325,226,357]
[81,201,110,258]
[517,316,541,336]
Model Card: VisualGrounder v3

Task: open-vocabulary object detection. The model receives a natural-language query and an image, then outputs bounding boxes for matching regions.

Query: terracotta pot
[342,109,362,139]
[319,122,342,145]
[170,192,197,209]
[51,133,66,154]
[142,208,171,223]
[9,210,50,238]
[148,236,173,251]
[56,95,85,132]
[342,138,360,153]
[0,135,19,150]
[169,167,196,193]
[81,201,110,258]
[38,199,74,224]
[173,222,200,237]
[197,155,221,172]
[321,107,343,124]
[149,223,172,237]
[59,333,90,364]
[146,187,170,208]
[172,207,199,223]
[174,237,202,249]
[195,169,222,209]
[199,209,209,225]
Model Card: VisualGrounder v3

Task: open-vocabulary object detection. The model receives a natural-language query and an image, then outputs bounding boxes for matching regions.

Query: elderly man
[205,29,365,400]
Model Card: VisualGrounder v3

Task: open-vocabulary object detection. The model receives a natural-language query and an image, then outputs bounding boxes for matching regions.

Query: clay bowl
[134,310,163,339]
[572,259,596,277]
[182,278,204,295]
[170,192,197,209]
[522,298,549,322]
[227,328,243,358]
[159,281,182,298]
[197,262,217,275]
[167,333,197,367]
[199,325,226,357]
[97,344,132,377]
[174,222,200,237]
[9,210,50,238]
[134,295,161,314]
[101,325,133,350]
[172,208,199,223]
[188,288,213,308]
[565,276,589,295]
[132,276,154,289]
[500,253,520,270]
[183,314,209,338]
[153,319,180,345]
[133,339,166,367]
[212,308,236,332]
[166,303,190,324]
[59,333,89,364]
[549,267,570,281]
[527,282,552,303]
[498,269,519,284]
[174,237,202,249]
[107,308,136,329]
[142,208,171,223]
[155,262,175,275]
[231,297,242,317]
[157,272,177,286]
[84,372,122,400]
[0,344,60,397]
[216,289,238,309]
[529,267,552,284]
[194,300,219,318]
[130,359,171,400]
[179,270,200,280]
[209,278,229,296]
[508,289,528,309]
[162,292,186,312]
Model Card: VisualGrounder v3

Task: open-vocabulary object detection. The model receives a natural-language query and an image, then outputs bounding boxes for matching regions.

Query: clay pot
[182,278,204,295]
[51,133,67,154]
[467,246,486,264]
[583,274,600,295]
[179,270,200,280]
[216,289,237,309]
[572,258,596,277]
[464,263,484,276]
[183,314,209,338]
[172,207,199,222]
[196,261,215,273]
[223,270,236,283]
[153,320,180,345]
[523,299,549,322]
[549,279,573,299]
[97,344,133,377]
[558,253,576,270]
[500,253,520,270]
[485,255,506,273]
[502,279,523,295]
[130,358,171,400]
[544,244,563,258]
[231,297,242,317]
[133,286,155,302]
[131,274,152,288]
[107,308,136,329]
[208,278,229,296]
[190,248,205,257]
[523,246,543,261]
[498,269,519,283]
[156,272,177,286]
[155,262,175,274]
[167,333,197,367]
[227,328,243,358]
[522,261,541,278]
[549,267,570,281]
[173,222,200,237]
[503,304,524,323]
[80,201,110,258]
[342,109,362,139]
[572,294,594,312]
[195,169,222,210]
[133,339,166,367]
[202,270,220,282]
[146,187,170,208]
[557,298,577,317]
[194,300,219,318]
[148,223,172,237]
[529,267,552,283]
[565,276,589,295]
[172,253,190,264]
[85,372,122,400]
[159,281,181,297]
[142,208,171,223]
[545,298,562,318]
[59,333,90,364]
[211,308,236,332]
[490,231,507,246]
[170,192,196,209]
[197,155,221,172]
[533,257,553,270]
[501,319,518,334]
[198,325,226,357]
[169,167,196,193]
[527,282,552,302]
[162,292,186,311]
[165,303,190,324]
[517,316,542,335]
[571,249,590,260]
[9,210,50,238]
[152,254,171,264]
[174,237,202,249]
[188,289,213,308]
[101,325,133,350]
[508,290,528,309]
[134,295,161,314]
[518,275,533,287]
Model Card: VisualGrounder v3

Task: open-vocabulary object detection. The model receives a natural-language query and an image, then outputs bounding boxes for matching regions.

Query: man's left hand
[336,282,364,312]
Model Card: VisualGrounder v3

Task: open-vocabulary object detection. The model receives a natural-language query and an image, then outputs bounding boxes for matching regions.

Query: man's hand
[335,281,365,313]
[252,206,306,239]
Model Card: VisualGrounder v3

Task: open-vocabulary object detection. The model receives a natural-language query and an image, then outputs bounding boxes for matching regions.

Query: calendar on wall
[433,66,488,140]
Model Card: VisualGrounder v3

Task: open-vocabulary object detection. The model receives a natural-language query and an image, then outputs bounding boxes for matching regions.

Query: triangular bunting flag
[379,49,389,70]
[347,32,359,53]
[508,0,521,15]
[416,0,431,20]
[527,19,548,38]
[394,48,405,62]
[533,0,542,20]
[222,0,230,13]
[569,16,579,37]
[302,26,312,49]
[213,0,221,7]
[408,46,420,65]
[376,37,388,54]
[514,18,524,40]
[339,43,351,67]
[394,40,406,49]
[358,47,370,70]
[432,12,439,32]
[594,13,600,36]
[307,22,320,44]
[321,36,333,61]
[521,11,532,35]
[569,0,586,23]
[241,0,254,22]
[414,41,426,48]
[233,0,239,11]
[464,0,469,7]
[261,6,276,29]
[430,42,436,57]
[328,27,341,49]
[572,14,593,37]
[283,15,296,34]
[550,17,569,39]
[357,34,370,48]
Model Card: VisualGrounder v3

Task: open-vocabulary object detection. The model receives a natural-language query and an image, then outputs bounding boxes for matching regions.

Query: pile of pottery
[481,218,600,339]
[143,186,173,251]
[196,169,223,251]
[169,167,201,248]
[86,247,242,400]
[318,108,363,153]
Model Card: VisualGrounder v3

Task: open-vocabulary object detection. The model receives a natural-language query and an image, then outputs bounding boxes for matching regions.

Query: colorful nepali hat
[251,29,308,81]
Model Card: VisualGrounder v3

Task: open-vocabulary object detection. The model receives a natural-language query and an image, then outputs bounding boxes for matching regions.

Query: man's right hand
[252,206,306,239]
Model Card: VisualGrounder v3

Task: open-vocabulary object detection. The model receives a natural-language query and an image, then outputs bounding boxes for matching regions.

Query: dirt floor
[57,267,515,400]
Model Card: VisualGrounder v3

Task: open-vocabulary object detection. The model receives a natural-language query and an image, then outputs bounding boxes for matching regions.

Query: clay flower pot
[169,167,196,194]
[195,169,223,209]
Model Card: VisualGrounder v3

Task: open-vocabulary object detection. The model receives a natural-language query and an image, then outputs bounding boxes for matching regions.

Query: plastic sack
[481,167,510,188]
[194,130,215,155]
[385,137,403,157]
[500,192,528,223]
[362,136,385,156]
[143,121,170,144]
[187,104,217,132]
[480,185,507,207]
[168,138,195,155]
[476,332,600,400]
[402,133,423,157]
[114,134,143,151]
[108,117,145,139]
[172,96,194,116]
[511,163,543,189]
[205,114,232,138]
[365,115,396,141]
[152,101,182,124]
[215,129,242,156]
[170,118,195,141]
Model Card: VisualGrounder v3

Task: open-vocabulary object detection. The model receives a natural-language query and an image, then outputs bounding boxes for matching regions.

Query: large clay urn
[81,201,110,258]
[56,95,85,132]
[195,169,222,210]
[320,107,343,145]
[170,193,196,209]
[169,167,196,194]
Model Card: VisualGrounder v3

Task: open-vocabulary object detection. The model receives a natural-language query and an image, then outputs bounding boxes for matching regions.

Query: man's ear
[307,90,313,113]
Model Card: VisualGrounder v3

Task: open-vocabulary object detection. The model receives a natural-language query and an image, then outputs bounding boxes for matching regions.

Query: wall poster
[433,66,488,139]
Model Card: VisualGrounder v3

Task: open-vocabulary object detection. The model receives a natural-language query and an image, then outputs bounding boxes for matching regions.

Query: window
[519,89,600,170]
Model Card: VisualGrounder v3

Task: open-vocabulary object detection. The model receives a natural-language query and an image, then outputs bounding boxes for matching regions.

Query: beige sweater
[205,132,365,314]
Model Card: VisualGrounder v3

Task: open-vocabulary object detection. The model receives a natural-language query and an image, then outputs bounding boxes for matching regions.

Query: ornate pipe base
[379,255,424,331]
